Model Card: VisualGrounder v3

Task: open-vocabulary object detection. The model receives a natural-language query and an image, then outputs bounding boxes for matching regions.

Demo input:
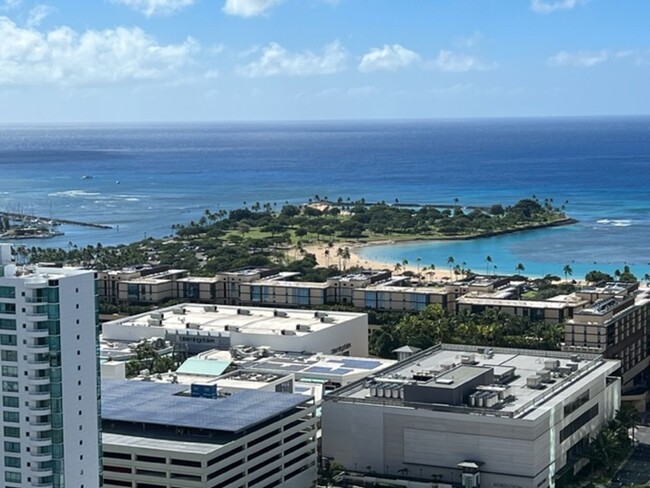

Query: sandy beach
[303,242,457,280]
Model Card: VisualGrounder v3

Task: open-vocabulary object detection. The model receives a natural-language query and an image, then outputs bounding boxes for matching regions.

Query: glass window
[4,456,20,468]
[1,366,18,377]
[0,334,16,346]
[3,427,20,438]
[3,411,19,423]
[2,381,18,392]
[0,286,15,298]
[4,442,20,453]
[0,319,16,330]
[2,396,18,408]
[0,350,17,362]
[0,303,15,314]
[4,471,21,483]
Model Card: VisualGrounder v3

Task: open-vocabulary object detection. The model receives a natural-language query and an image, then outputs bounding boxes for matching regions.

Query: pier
[0,212,112,230]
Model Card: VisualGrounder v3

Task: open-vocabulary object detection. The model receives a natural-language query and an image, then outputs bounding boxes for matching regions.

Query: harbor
[0,211,112,240]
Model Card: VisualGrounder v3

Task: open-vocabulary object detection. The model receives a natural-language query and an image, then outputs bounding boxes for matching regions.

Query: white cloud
[358,44,419,72]
[454,31,484,49]
[237,41,346,77]
[112,0,195,16]
[434,50,496,72]
[26,5,55,28]
[222,0,283,17]
[0,0,21,11]
[0,17,198,86]
[530,0,586,14]
[547,49,634,67]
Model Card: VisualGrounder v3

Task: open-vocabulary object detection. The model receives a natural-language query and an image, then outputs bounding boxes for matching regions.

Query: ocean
[1,117,649,279]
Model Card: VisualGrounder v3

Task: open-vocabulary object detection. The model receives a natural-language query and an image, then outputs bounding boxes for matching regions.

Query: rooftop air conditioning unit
[203,305,218,312]
[567,362,579,372]
[526,375,543,389]
[172,307,186,315]
[571,354,582,363]
[296,324,311,333]
[186,323,200,330]
[225,325,240,332]
[538,370,552,383]
[320,317,335,323]
[544,359,560,371]
[314,312,328,318]
[281,329,296,336]
[151,312,164,320]
[148,319,163,326]
[237,309,251,316]
[274,310,288,318]
[460,354,477,365]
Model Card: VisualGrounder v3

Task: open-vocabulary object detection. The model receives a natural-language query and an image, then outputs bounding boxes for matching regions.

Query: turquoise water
[1,118,649,279]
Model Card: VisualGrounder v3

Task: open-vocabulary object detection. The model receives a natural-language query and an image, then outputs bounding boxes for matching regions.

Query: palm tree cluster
[370,305,564,358]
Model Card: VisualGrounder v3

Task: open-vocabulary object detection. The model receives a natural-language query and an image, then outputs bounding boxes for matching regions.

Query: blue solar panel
[331,368,353,375]
[305,366,333,374]
[338,359,382,370]
[101,379,309,433]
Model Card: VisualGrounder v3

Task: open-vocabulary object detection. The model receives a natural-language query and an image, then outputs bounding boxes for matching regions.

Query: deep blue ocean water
[1,118,649,278]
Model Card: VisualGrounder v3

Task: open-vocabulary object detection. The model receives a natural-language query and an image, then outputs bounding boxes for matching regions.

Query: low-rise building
[102,379,317,488]
[102,303,369,356]
[563,289,650,391]
[323,344,621,488]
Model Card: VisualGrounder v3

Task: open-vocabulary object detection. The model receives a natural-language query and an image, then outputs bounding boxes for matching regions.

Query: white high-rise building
[0,244,101,488]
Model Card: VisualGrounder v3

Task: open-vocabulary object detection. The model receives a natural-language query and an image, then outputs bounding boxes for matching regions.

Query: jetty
[0,212,112,230]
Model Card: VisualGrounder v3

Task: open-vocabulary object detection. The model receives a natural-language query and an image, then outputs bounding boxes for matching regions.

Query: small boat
[82,175,93,180]
[115,180,120,184]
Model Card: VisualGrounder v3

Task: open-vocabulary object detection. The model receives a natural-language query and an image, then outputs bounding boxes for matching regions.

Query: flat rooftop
[456,295,586,309]
[2,264,93,281]
[242,353,395,381]
[102,379,310,434]
[104,303,365,338]
[331,344,618,420]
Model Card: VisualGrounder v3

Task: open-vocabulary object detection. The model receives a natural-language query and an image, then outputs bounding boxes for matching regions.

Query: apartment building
[101,379,317,488]
[0,244,101,488]
[323,344,620,488]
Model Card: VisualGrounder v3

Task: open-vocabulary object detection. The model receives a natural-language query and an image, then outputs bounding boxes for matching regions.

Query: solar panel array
[101,379,309,433]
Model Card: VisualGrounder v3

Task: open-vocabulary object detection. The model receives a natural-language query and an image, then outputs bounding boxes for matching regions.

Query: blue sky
[0,0,648,122]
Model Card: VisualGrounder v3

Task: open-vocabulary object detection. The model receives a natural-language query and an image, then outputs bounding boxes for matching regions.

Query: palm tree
[416,256,422,276]
[515,262,525,275]
[563,264,573,282]
[485,255,492,275]
[342,247,351,270]
[446,256,454,276]
[394,262,402,273]
[336,247,344,270]
[324,249,330,267]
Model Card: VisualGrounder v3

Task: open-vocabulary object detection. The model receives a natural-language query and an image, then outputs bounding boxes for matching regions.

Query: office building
[323,344,621,488]
[0,244,101,488]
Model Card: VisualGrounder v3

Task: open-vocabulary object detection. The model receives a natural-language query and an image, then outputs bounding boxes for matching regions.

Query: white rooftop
[103,303,365,339]
[334,344,619,420]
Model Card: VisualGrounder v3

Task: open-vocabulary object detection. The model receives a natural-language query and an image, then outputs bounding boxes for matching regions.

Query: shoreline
[303,217,578,280]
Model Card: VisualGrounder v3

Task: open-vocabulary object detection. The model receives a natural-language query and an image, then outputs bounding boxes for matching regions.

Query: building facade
[101,379,317,488]
[322,344,621,488]
[0,245,101,488]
